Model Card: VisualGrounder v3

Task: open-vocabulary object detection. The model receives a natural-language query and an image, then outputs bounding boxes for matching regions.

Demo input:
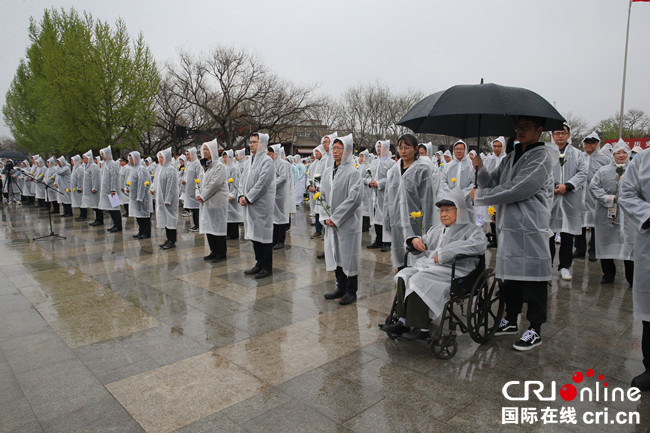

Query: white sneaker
[560,268,572,280]
[554,233,561,244]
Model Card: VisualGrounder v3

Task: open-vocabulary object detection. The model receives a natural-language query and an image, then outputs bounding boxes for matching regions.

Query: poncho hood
[100,145,112,160]
[436,189,471,225]
[335,133,354,165]
[201,139,220,162]
[376,140,391,159]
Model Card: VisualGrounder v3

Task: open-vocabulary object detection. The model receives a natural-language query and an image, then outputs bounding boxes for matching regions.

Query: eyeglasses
[552,131,568,136]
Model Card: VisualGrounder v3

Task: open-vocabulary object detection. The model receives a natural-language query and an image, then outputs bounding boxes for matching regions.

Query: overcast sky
[2,0,649,139]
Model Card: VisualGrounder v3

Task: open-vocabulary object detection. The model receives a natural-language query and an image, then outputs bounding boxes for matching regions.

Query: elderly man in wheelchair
[379,190,498,357]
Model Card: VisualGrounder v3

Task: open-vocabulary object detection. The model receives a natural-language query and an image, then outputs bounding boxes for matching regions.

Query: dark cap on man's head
[435,199,455,208]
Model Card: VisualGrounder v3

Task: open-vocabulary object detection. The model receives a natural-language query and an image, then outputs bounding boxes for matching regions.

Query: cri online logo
[502,369,642,402]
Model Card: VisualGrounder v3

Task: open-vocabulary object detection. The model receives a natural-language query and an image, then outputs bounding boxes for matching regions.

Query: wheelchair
[380,247,504,360]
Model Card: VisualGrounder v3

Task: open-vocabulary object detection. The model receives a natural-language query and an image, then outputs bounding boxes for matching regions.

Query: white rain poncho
[483,137,507,173]
[618,147,650,321]
[82,151,101,208]
[127,152,152,218]
[384,156,439,269]
[322,134,364,276]
[600,143,613,157]
[293,155,307,206]
[395,189,487,319]
[198,140,228,236]
[44,158,57,202]
[54,156,72,204]
[269,144,292,225]
[24,156,37,197]
[440,140,474,195]
[34,158,47,200]
[581,132,610,227]
[358,150,372,218]
[549,141,588,235]
[281,147,296,217]
[589,140,634,260]
[370,140,395,226]
[241,133,276,243]
[119,160,132,205]
[235,149,246,176]
[319,132,338,172]
[98,146,120,211]
[309,145,325,215]
[183,148,201,210]
[155,148,179,229]
[223,149,243,223]
[70,155,84,208]
[475,142,554,281]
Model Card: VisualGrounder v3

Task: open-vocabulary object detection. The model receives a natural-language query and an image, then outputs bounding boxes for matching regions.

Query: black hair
[516,115,546,129]
[398,134,419,159]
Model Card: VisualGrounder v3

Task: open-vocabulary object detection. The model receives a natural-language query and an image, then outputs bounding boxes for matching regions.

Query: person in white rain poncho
[235,149,246,175]
[197,140,228,262]
[184,148,201,232]
[549,124,588,281]
[118,157,132,218]
[358,149,372,232]
[321,134,363,305]
[380,190,486,341]
[223,149,243,240]
[154,148,180,249]
[589,139,634,286]
[619,147,650,392]
[308,145,325,238]
[127,151,153,239]
[268,144,292,250]
[70,155,86,221]
[440,140,475,220]
[280,147,296,226]
[384,134,438,271]
[442,150,452,166]
[367,140,395,251]
[22,156,36,205]
[98,146,122,233]
[44,157,59,214]
[34,157,47,208]
[482,137,507,248]
[54,156,73,217]
[574,132,610,260]
[83,151,102,225]
[239,133,276,279]
[471,115,553,351]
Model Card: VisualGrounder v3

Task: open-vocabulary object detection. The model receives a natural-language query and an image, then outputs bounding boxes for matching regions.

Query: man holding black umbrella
[470,116,553,351]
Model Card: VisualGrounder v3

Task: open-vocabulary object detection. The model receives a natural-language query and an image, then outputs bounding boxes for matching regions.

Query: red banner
[633,0,650,2]
[603,137,650,150]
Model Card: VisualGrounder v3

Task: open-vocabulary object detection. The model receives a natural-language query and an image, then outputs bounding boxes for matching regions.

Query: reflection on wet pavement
[0,204,647,432]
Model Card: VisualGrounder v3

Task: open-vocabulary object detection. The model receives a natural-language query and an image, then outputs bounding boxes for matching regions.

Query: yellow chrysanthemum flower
[126,181,131,186]
[488,206,496,216]
[65,188,70,193]
[451,177,457,183]
[313,192,321,200]
[227,178,234,183]
[194,179,200,184]
[410,211,423,219]
[144,181,150,187]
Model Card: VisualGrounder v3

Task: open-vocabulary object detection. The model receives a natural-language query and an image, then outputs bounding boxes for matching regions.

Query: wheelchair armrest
[451,254,485,280]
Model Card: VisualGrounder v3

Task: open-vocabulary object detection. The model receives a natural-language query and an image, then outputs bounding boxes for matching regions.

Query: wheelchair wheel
[467,269,504,344]
[431,334,458,360]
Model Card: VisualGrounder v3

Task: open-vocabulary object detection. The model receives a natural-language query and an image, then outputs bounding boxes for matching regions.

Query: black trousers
[165,228,177,244]
[252,241,273,271]
[50,201,60,213]
[503,279,548,333]
[37,198,45,208]
[227,222,240,239]
[93,208,103,222]
[136,218,151,237]
[273,224,287,244]
[362,216,370,232]
[574,227,596,256]
[62,203,72,215]
[206,234,227,257]
[374,224,383,244]
[395,277,430,329]
[191,208,199,227]
[335,266,358,296]
[601,259,634,285]
[123,203,129,216]
[315,214,323,234]
[549,232,573,270]
[109,209,122,229]
[641,321,650,371]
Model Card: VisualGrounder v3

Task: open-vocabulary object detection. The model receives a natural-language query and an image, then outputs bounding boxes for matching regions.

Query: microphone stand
[22,170,67,241]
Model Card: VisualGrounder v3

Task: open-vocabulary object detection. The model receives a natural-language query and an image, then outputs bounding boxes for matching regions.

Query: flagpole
[618,0,633,139]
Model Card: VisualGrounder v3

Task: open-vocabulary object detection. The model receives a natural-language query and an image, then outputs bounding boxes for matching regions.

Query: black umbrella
[0,150,28,160]
[398,82,566,138]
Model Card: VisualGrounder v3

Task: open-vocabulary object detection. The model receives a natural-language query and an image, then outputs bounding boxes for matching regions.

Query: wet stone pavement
[0,202,648,433]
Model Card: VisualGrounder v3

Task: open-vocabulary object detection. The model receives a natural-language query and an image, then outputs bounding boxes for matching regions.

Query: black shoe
[588,255,597,262]
[244,266,261,275]
[107,227,122,233]
[573,250,586,258]
[160,240,170,248]
[89,221,101,226]
[136,234,150,239]
[401,329,430,342]
[324,288,345,300]
[601,275,615,284]
[379,322,409,338]
[513,329,542,351]
[255,269,272,279]
[189,225,199,232]
[339,293,357,305]
[366,242,382,249]
[75,217,87,222]
[317,253,325,259]
[204,253,217,261]
[381,244,391,252]
[132,234,141,239]
[212,256,227,263]
[273,243,285,250]
[161,242,176,250]
[631,371,650,391]
[62,213,73,217]
[494,318,518,336]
